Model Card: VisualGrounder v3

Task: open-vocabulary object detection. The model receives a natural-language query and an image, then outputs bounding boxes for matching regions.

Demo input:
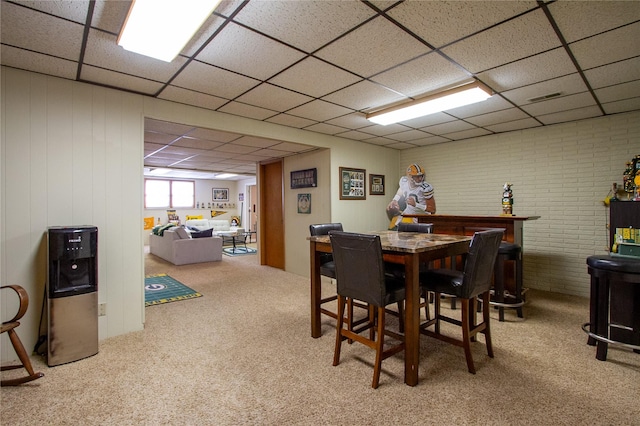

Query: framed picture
[339,167,366,200]
[297,193,311,214]
[212,188,229,202]
[291,168,317,189]
[370,174,385,195]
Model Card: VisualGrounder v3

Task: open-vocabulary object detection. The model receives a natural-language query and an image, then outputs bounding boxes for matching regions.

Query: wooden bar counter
[403,214,539,245]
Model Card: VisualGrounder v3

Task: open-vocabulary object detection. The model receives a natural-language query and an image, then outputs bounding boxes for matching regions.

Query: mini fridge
[47,226,99,366]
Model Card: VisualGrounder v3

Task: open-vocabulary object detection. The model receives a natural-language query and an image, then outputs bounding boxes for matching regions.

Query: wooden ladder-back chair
[330,231,405,388]
[1,285,45,386]
[419,229,504,374]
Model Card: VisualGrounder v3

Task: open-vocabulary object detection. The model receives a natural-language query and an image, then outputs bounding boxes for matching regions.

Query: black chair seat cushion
[320,261,337,279]
[421,269,464,298]
[498,242,521,255]
[587,255,640,274]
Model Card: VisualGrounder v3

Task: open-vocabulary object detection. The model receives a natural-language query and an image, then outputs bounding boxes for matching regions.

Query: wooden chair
[419,229,504,374]
[330,231,405,388]
[1,285,45,386]
[309,224,368,339]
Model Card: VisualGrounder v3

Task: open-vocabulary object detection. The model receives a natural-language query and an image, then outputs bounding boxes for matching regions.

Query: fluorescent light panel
[367,82,493,126]
[118,0,221,62]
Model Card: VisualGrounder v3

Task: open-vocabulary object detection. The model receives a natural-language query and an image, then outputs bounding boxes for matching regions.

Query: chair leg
[1,329,45,386]
[372,307,385,389]
[482,291,494,358]
[460,299,476,374]
[333,296,347,367]
[434,292,441,334]
[397,301,404,333]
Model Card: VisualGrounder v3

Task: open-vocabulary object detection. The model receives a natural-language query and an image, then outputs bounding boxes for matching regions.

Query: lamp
[118,0,221,62]
[366,81,493,125]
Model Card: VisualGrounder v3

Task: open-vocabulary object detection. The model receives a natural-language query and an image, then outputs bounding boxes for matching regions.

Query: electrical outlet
[98,303,106,316]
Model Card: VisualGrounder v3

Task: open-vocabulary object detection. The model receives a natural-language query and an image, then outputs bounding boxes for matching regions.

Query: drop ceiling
[2,0,639,180]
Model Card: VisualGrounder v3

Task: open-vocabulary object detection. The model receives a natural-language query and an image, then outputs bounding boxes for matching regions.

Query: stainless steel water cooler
[47,226,99,366]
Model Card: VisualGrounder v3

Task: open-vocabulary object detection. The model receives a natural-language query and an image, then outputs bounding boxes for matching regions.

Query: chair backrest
[397,222,433,233]
[329,231,388,307]
[309,223,343,236]
[460,229,504,298]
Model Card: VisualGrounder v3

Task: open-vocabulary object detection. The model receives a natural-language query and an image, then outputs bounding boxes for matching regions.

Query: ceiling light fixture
[366,81,493,126]
[118,0,221,62]
[215,173,237,179]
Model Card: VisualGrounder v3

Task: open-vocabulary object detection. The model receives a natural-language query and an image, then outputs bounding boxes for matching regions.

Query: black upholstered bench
[584,255,640,361]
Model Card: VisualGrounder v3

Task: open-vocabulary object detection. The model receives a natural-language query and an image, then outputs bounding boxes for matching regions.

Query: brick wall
[400,110,640,297]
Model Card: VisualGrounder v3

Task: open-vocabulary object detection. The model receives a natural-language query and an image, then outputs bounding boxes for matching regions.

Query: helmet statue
[406,164,425,188]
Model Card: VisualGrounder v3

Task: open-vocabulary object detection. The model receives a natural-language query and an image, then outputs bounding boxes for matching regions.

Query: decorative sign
[339,167,366,200]
[291,168,317,189]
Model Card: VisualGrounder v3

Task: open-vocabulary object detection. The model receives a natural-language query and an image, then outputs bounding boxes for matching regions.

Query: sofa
[185,219,235,233]
[149,227,223,265]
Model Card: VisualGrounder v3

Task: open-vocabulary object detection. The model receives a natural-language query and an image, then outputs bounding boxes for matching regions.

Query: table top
[308,231,471,254]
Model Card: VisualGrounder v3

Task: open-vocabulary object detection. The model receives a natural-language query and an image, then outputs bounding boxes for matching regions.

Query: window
[145,179,194,208]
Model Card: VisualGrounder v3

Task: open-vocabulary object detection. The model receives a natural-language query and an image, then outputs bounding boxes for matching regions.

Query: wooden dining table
[308,230,472,386]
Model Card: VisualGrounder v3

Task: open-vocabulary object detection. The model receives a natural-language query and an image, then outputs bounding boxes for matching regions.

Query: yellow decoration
[143,217,155,230]
[185,215,203,220]
[211,210,226,218]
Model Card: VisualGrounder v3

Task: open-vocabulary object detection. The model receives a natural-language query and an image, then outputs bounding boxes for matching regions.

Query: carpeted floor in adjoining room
[1,245,638,425]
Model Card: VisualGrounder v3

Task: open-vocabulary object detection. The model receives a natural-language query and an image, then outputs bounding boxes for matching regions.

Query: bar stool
[583,255,640,361]
[490,242,525,321]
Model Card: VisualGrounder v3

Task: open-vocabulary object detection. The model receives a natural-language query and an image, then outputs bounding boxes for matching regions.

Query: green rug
[144,274,202,307]
[222,247,257,256]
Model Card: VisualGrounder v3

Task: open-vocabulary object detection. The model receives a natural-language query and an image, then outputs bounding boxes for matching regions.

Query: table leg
[310,241,322,338]
[404,253,420,386]
[596,273,609,361]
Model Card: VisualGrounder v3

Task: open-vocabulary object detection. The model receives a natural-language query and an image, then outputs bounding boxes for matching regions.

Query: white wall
[1,67,145,363]
[401,111,640,297]
[0,67,399,363]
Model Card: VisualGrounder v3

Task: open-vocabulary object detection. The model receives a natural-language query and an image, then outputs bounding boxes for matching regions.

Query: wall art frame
[212,188,229,202]
[291,168,317,189]
[369,174,385,195]
[339,167,366,200]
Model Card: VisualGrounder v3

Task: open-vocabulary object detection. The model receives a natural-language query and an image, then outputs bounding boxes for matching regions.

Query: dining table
[308,230,472,386]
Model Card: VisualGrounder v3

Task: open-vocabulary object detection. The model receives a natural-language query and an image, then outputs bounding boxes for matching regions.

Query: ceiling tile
[422,120,477,135]
[595,81,640,104]
[218,101,279,121]
[92,0,130,33]
[358,123,410,137]
[322,80,404,111]
[1,2,84,61]
[235,83,313,112]
[548,1,640,43]
[233,0,376,53]
[384,129,434,142]
[180,14,226,57]
[158,86,228,111]
[171,61,259,99]
[233,136,281,149]
[387,1,536,48]
[0,45,77,80]
[397,112,455,128]
[265,114,318,129]
[187,127,242,143]
[370,52,470,97]
[284,99,353,122]
[521,92,596,116]
[602,97,640,115]
[444,127,492,140]
[13,0,90,24]
[584,57,640,90]
[172,137,224,150]
[501,74,587,106]
[304,123,347,135]
[144,132,178,145]
[315,16,431,78]
[478,47,577,92]
[570,22,640,70]
[334,130,377,141]
[442,9,560,73]
[145,119,197,136]
[465,107,530,127]
[536,105,602,125]
[195,23,306,80]
[268,57,362,98]
[325,113,371,129]
[271,142,316,153]
[446,95,514,119]
[485,117,542,133]
[80,66,163,95]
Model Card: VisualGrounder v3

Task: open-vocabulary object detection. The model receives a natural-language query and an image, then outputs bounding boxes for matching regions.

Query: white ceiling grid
[1,0,639,179]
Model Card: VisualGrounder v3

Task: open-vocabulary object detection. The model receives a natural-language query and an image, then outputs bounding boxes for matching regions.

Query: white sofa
[186,219,233,232]
[149,227,223,265]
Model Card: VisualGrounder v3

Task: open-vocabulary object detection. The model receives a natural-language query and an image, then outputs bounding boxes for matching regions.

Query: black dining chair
[329,231,406,389]
[419,229,504,374]
[309,224,367,335]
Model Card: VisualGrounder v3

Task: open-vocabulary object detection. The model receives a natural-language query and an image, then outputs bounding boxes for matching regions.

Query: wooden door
[259,160,285,269]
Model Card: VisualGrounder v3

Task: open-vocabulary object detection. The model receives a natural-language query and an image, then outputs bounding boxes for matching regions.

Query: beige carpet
[1,247,638,425]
